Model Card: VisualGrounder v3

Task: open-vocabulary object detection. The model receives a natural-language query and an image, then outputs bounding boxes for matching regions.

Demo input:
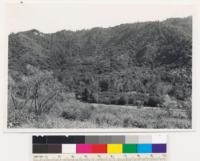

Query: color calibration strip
[33,135,167,154]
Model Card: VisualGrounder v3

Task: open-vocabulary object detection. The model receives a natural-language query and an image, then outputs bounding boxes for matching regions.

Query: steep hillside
[8,16,192,108]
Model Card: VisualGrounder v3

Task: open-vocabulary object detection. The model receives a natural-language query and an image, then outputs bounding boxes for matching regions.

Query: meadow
[8,98,191,129]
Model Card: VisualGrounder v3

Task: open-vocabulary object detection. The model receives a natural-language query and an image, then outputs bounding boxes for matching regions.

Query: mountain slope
[8,16,192,107]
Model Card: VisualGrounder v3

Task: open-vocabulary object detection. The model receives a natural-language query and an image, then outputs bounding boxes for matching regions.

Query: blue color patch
[137,144,152,153]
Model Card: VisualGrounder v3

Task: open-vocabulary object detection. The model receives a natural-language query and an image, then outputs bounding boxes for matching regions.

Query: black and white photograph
[7,3,193,129]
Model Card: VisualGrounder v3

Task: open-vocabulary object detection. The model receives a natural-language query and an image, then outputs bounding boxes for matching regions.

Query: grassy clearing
[13,99,191,129]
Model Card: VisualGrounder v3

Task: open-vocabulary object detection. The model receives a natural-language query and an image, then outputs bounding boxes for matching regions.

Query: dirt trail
[91,103,187,112]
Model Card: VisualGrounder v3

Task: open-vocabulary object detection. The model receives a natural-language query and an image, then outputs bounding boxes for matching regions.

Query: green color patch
[123,144,137,153]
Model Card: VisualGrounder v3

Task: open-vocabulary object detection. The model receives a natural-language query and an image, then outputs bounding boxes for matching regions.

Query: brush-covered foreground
[8,99,191,129]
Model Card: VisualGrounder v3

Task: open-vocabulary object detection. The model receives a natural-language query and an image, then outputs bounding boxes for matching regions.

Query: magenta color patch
[76,144,93,153]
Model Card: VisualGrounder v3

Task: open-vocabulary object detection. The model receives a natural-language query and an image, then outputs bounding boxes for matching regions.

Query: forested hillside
[8,16,192,128]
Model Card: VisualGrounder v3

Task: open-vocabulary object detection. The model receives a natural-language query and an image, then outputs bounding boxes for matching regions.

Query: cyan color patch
[137,144,152,153]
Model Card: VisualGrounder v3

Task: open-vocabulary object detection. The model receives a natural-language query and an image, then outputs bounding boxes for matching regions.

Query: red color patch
[92,144,107,153]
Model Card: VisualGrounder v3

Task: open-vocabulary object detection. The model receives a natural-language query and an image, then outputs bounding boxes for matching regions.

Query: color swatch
[33,135,167,154]
[123,144,137,153]
[107,144,123,153]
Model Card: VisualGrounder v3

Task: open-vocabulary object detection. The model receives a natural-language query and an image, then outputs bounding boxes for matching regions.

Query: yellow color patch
[107,144,123,154]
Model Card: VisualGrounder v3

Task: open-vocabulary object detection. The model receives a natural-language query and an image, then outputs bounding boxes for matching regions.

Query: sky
[6,3,195,33]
